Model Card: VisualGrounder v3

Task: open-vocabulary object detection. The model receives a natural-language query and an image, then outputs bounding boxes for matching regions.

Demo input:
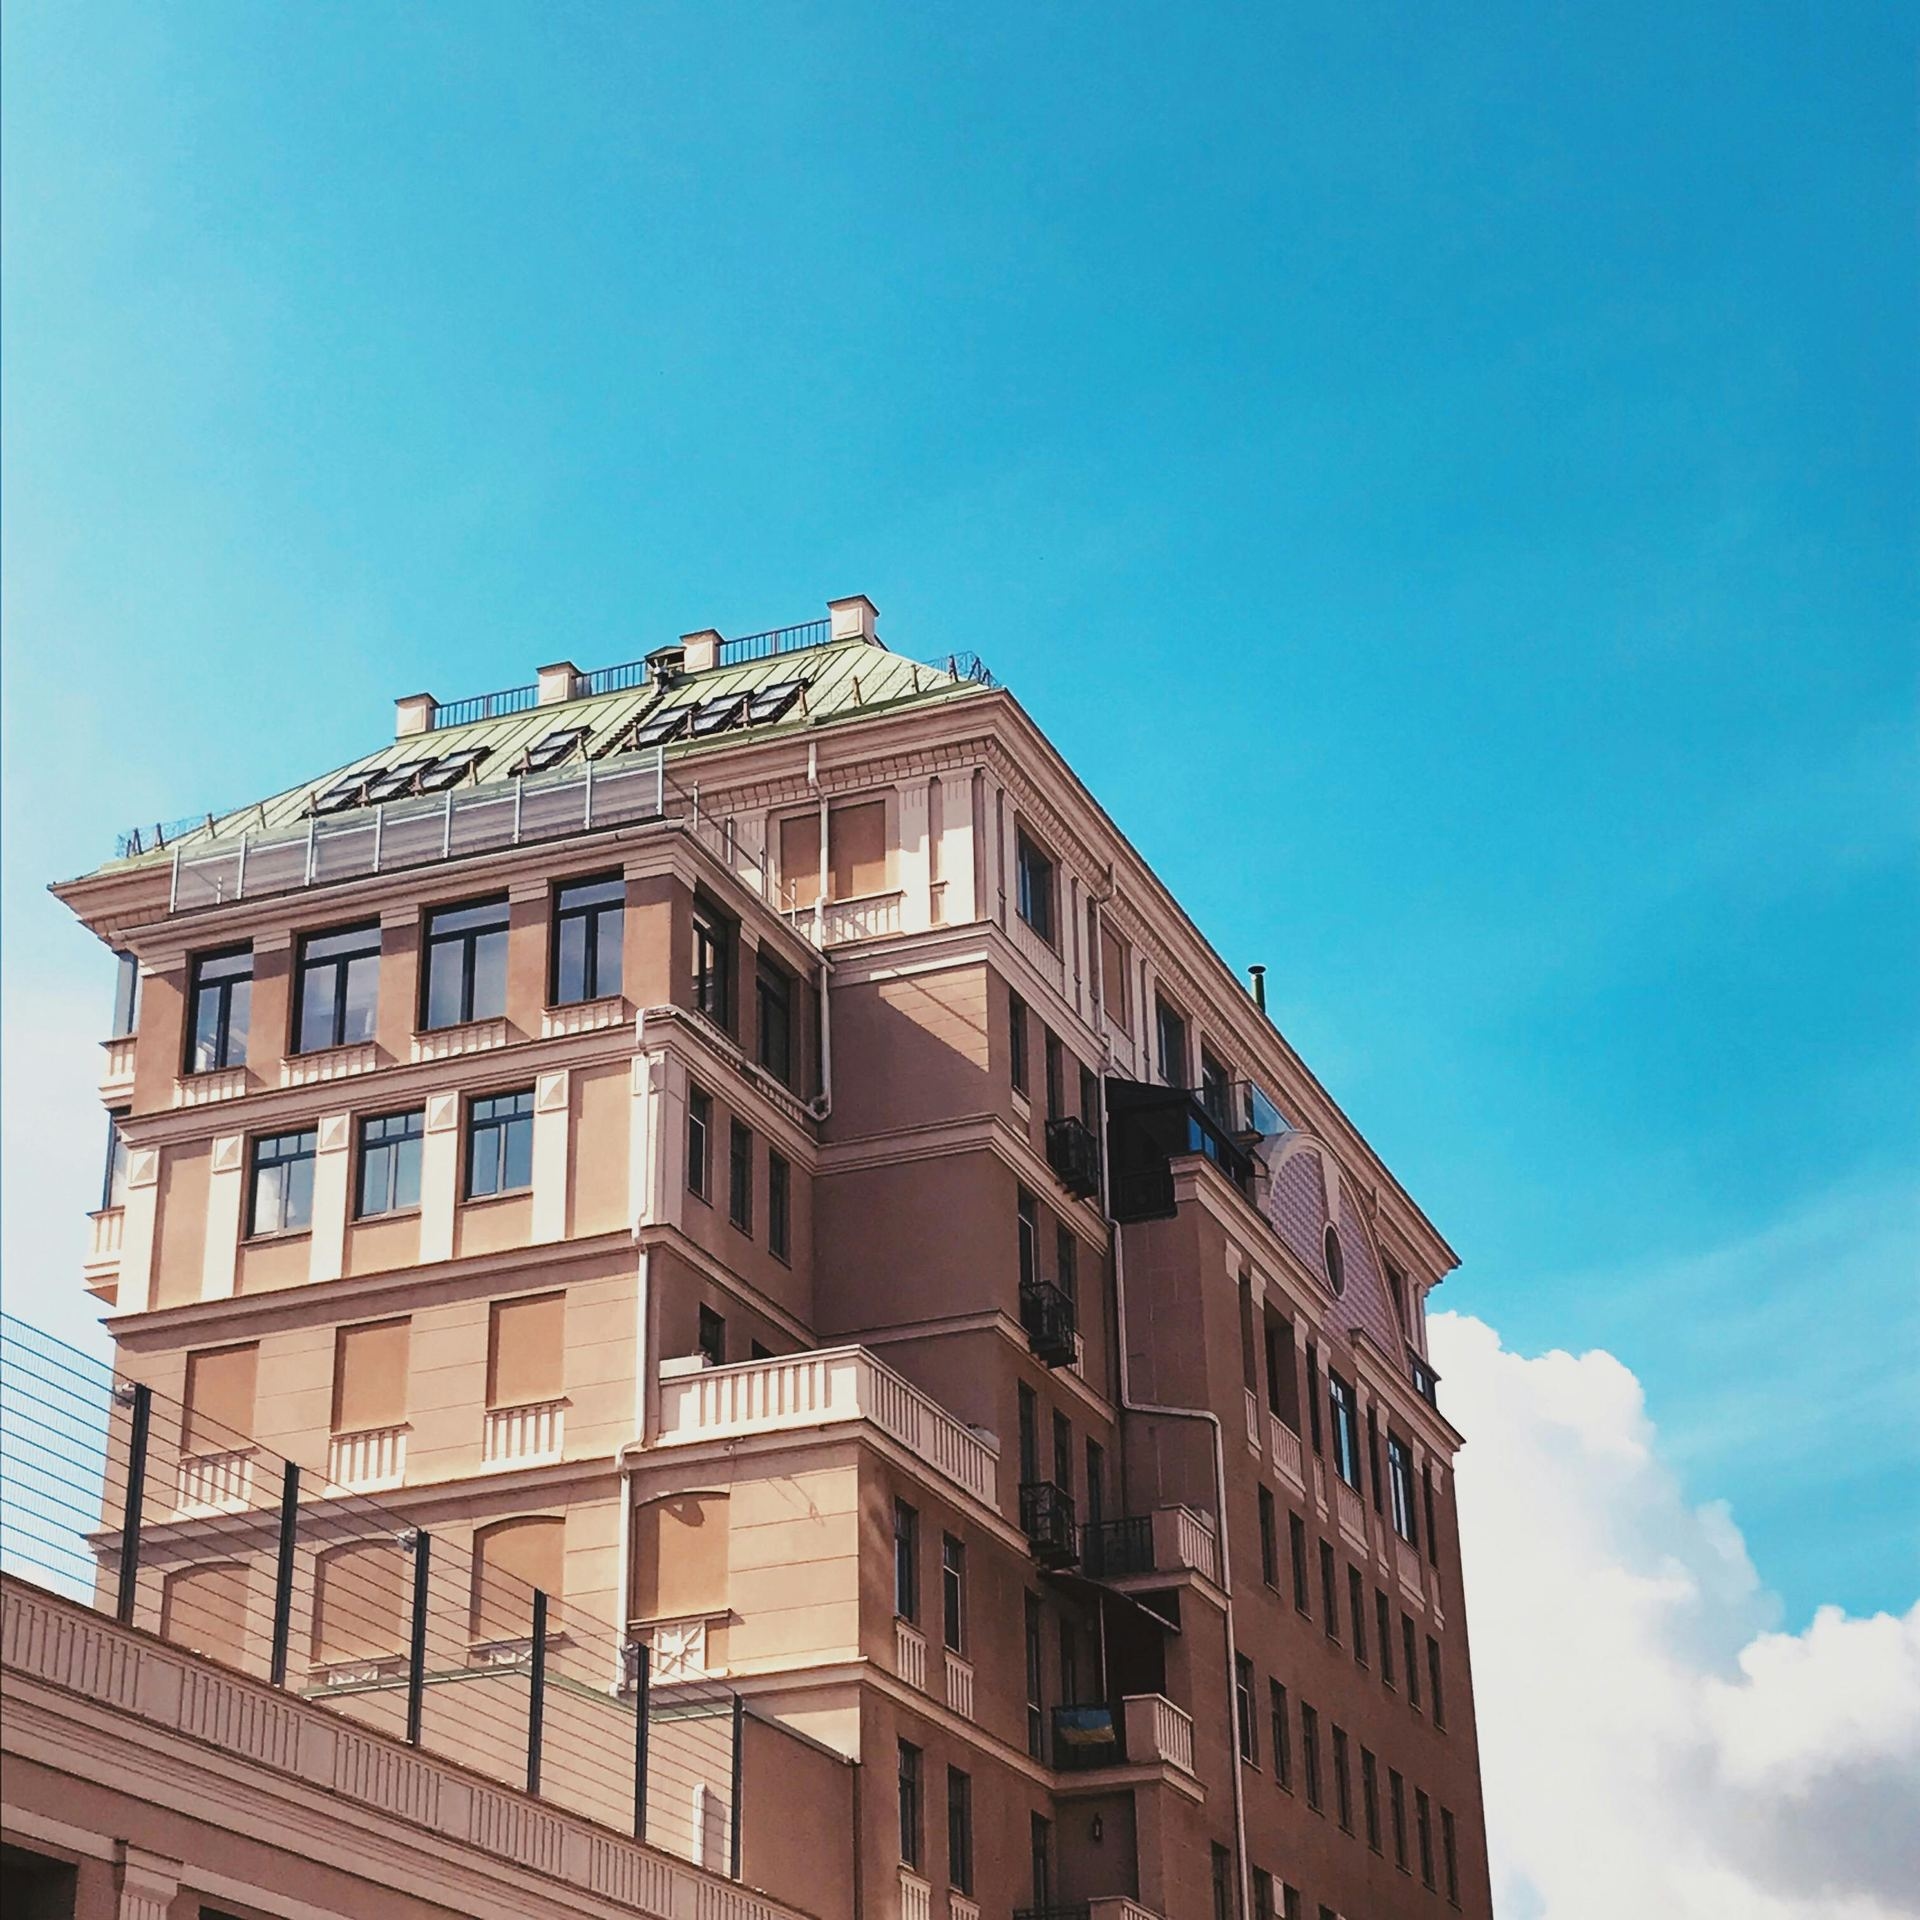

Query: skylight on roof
[364,760,431,803]
[746,682,805,725]
[515,726,588,775]
[311,779,368,815]
[689,693,750,736]
[416,745,490,793]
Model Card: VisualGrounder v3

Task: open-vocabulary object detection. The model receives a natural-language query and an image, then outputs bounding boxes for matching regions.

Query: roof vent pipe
[1248,964,1268,1014]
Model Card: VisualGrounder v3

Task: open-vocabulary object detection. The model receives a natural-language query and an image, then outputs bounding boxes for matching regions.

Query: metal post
[525,1589,548,1795]
[372,803,385,873]
[113,1383,152,1626]
[728,1692,745,1879]
[441,789,454,858]
[304,815,317,886]
[583,753,595,830]
[168,846,181,914]
[235,832,249,900]
[513,778,524,845]
[630,1642,650,1841]
[404,1530,431,1746]
[269,1459,300,1687]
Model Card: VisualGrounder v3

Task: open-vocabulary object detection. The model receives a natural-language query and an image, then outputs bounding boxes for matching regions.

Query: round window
[1324,1223,1345,1295]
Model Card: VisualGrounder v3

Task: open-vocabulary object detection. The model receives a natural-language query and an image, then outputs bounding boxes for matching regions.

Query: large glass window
[1015,830,1056,944]
[186,947,252,1072]
[249,1129,316,1236]
[687,1086,711,1199]
[1154,996,1188,1087]
[896,1740,922,1869]
[692,900,733,1029]
[295,923,381,1053]
[756,960,793,1085]
[101,1110,130,1211]
[946,1766,973,1896]
[552,875,624,1005]
[357,1110,424,1217]
[941,1533,965,1652]
[1329,1371,1362,1488]
[728,1120,753,1232]
[767,1149,790,1261]
[111,951,141,1038]
[422,898,508,1030]
[1387,1435,1419,1543]
[893,1498,919,1620]
[467,1090,533,1198]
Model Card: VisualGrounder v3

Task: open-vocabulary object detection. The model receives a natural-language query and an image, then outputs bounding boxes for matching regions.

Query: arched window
[471,1514,565,1640]
[162,1562,250,1669]
[1324,1223,1345,1295]
[312,1539,408,1665]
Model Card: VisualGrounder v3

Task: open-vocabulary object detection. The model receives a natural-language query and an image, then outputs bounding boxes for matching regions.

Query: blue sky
[3,2,1913,1627]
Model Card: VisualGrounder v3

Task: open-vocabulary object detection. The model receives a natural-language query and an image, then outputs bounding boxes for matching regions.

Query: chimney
[1248,964,1268,1014]
[395,692,437,739]
[681,628,724,674]
[537,660,581,706]
[827,594,880,645]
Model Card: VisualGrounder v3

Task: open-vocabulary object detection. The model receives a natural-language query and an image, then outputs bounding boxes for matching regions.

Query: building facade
[39,595,1494,1920]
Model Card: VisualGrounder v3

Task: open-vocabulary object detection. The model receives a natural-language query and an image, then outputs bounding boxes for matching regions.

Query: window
[1328,1372,1361,1488]
[756,960,793,1084]
[1323,1221,1345,1294]
[767,1151,791,1261]
[1442,1807,1460,1904]
[295,923,380,1053]
[1300,1704,1321,1810]
[111,950,141,1037]
[1289,1511,1310,1614]
[1235,1653,1257,1762]
[1429,1635,1447,1727]
[1369,1406,1385,1510]
[101,1110,130,1211]
[1269,1678,1292,1790]
[896,1740,922,1869]
[552,875,624,1005]
[1253,1868,1275,1920]
[1425,1462,1441,1565]
[893,1499,919,1621]
[1388,1435,1418,1543]
[1154,996,1187,1086]
[697,1305,726,1367]
[1060,1618,1079,1709]
[516,724,587,774]
[357,1110,424,1217]
[1055,1226,1077,1304]
[941,1534,965,1651]
[1390,1769,1408,1870]
[687,1086,711,1199]
[1017,1187,1039,1288]
[331,1318,408,1436]
[1332,1726,1352,1831]
[488,1293,564,1408]
[1024,1591,1044,1757]
[422,898,508,1030]
[1210,1843,1232,1920]
[1350,1567,1369,1666]
[728,1121,753,1232]
[1052,1409,1073,1492]
[1259,1486,1278,1587]
[184,1343,259,1455]
[1417,1789,1436,1889]
[1305,1339,1322,1452]
[1378,1589,1396,1687]
[1282,1890,1302,1920]
[692,900,733,1029]
[1017,1382,1038,1484]
[186,947,252,1072]
[1320,1539,1340,1641]
[1015,830,1056,943]
[1362,1747,1382,1851]
[1044,1031,1064,1120]
[1009,991,1029,1095]
[1085,1438,1106,1532]
[1032,1816,1055,1909]
[1404,1613,1422,1709]
[467,1090,533,1198]
[1080,1062,1098,1124]
[249,1129,315,1236]
[946,1767,973,1895]
[1200,1048,1230,1123]
[1265,1319,1296,1426]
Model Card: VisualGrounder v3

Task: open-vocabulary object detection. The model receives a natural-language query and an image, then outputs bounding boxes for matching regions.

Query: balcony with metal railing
[1019,1278,1079,1369]
[1106,1077,1258,1224]
[1018,1479,1079,1568]
[1044,1114,1102,1200]
[1079,1505,1220,1585]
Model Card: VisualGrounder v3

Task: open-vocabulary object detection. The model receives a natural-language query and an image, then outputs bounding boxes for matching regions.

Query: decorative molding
[425,1093,460,1133]
[211,1134,246,1174]
[318,1111,352,1153]
[535,1071,570,1113]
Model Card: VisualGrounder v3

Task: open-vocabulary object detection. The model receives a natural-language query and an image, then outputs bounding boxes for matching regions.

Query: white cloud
[1431,1311,1920,1920]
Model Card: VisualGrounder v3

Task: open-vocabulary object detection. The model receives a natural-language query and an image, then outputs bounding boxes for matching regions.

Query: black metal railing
[1019,1279,1079,1369]
[572,658,657,700]
[1079,1514,1155,1580]
[1018,1480,1079,1568]
[1109,1164,1177,1223]
[115,812,226,860]
[1044,1116,1101,1200]
[1106,1078,1257,1224]
[719,619,832,666]
[1410,1353,1440,1409]
[1050,1701,1121,1772]
[0,1310,743,1877]
[428,683,540,730]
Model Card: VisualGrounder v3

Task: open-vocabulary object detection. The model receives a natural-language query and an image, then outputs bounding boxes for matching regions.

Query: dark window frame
[1015,830,1057,945]
[897,1739,923,1870]
[248,1127,316,1237]
[1009,990,1029,1096]
[357,1109,425,1218]
[946,1765,974,1895]
[692,897,734,1031]
[420,897,509,1031]
[893,1499,919,1622]
[186,946,253,1073]
[466,1089,534,1200]
[941,1533,965,1652]
[687,1085,711,1200]
[755,958,794,1085]
[767,1149,791,1262]
[728,1120,753,1233]
[550,874,625,1007]
[294,922,381,1055]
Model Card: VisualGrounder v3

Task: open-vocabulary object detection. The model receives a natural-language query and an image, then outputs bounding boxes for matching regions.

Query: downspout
[1091,884,1252,1920]
[807,736,833,1122]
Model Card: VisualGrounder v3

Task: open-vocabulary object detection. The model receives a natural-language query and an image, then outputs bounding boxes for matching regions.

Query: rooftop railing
[428,682,542,729]
[719,618,831,666]
[0,1309,749,1881]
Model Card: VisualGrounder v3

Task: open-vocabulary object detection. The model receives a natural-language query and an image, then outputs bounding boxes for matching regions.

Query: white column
[897,780,932,933]
[936,771,975,927]
[120,1145,162,1313]
[308,1111,352,1283]
[201,1132,245,1300]
[419,1090,460,1263]
[531,1069,572,1243]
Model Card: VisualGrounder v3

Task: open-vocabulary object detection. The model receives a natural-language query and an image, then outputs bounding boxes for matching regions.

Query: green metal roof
[98,639,993,877]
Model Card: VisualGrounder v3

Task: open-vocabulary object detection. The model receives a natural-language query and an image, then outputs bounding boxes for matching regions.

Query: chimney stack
[537,661,581,706]
[827,595,880,645]
[681,629,724,674]
[1248,964,1268,1014]
[395,692,437,739]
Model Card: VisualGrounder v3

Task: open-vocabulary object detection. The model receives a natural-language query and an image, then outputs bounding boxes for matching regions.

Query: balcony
[1019,1479,1078,1568]
[328,1423,408,1493]
[1081,1505,1220,1585]
[174,1447,254,1517]
[895,1617,928,1689]
[1019,1278,1079,1369]
[98,1035,136,1101]
[1123,1691,1196,1773]
[944,1647,974,1719]
[1044,1693,1196,1779]
[1044,1115,1102,1200]
[83,1207,124,1296]
[1080,1514,1154,1579]
[654,1346,999,1508]
[1105,1079,1257,1223]
[411,1016,510,1064]
[172,1065,248,1108]
[483,1397,566,1466]
[1052,1701,1121,1771]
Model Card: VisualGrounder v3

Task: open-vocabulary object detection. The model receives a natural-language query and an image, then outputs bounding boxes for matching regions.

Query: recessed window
[1044,1031,1064,1121]
[110,951,141,1039]
[1235,1653,1257,1761]
[1301,1703,1322,1811]
[186,947,252,1073]
[295,923,381,1054]
[687,1085,711,1199]
[1269,1679,1292,1790]
[1009,991,1029,1096]
[422,897,508,1030]
[101,1110,130,1211]
[767,1150,791,1262]
[728,1121,753,1232]
[552,875,624,1006]
[1200,1049,1231,1124]
[1328,1371,1362,1489]
[897,1739,923,1870]
[697,1303,726,1366]
[1154,997,1188,1087]
[756,960,793,1085]
[1387,1435,1418,1544]
[893,1498,919,1621]
[357,1110,424,1217]
[941,1533,965,1652]
[516,725,588,775]
[692,899,733,1029]
[1324,1222,1345,1294]
[249,1129,316,1236]
[946,1765,974,1896]
[467,1090,533,1199]
[1016,830,1056,944]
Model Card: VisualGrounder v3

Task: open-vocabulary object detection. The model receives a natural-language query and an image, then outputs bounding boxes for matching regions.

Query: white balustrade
[657,1348,998,1508]
[281,1041,380,1088]
[1090,1901,1164,1920]
[897,1868,931,1920]
[1335,1478,1369,1552]
[410,1018,510,1064]
[98,1035,137,1098]
[328,1424,408,1493]
[1269,1414,1305,1494]
[895,1617,927,1690]
[484,1399,566,1466]
[172,1066,248,1108]
[944,1649,975,1719]
[1396,1534,1425,1604]
[541,997,627,1039]
[84,1207,125,1283]
[1122,1692,1195,1775]
[174,1448,254,1516]
[819,891,904,944]
[951,1898,981,1920]
[1172,1505,1220,1581]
